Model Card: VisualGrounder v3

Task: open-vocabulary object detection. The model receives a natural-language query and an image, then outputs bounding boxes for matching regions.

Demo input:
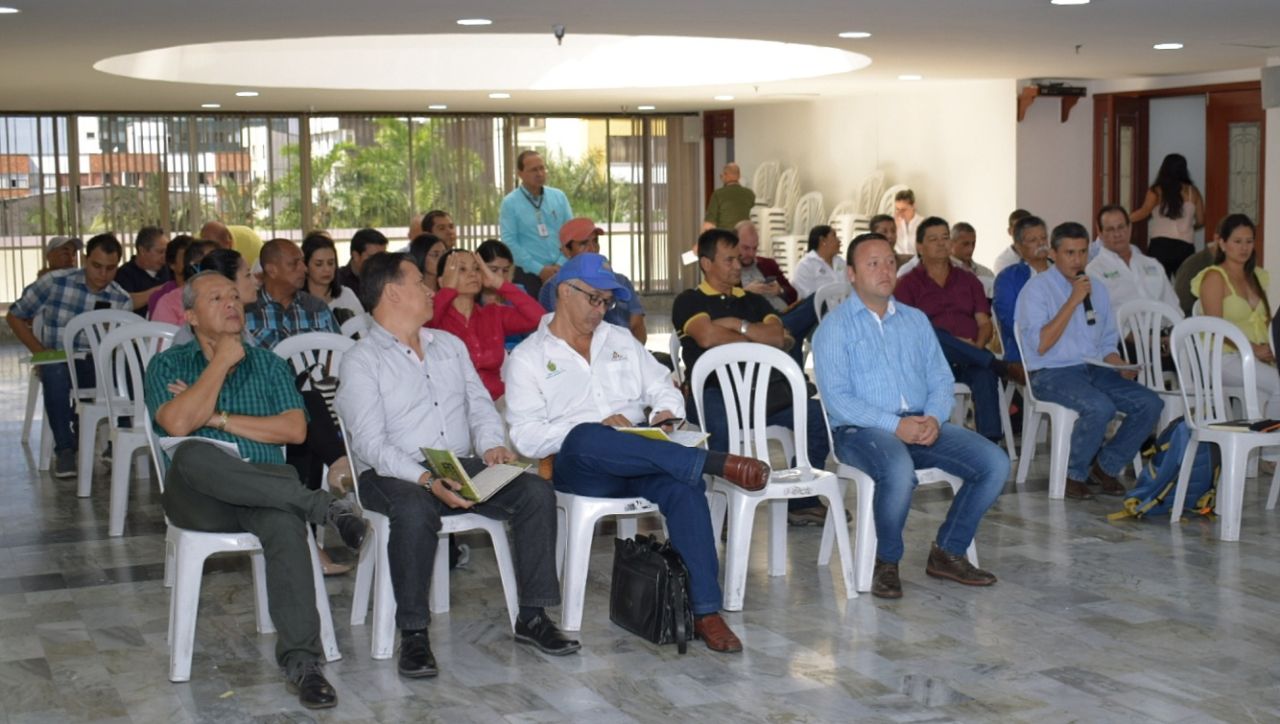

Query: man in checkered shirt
[6,233,130,478]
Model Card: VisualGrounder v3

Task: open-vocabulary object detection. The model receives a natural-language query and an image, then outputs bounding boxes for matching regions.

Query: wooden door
[1094,94,1150,249]
[1205,88,1266,256]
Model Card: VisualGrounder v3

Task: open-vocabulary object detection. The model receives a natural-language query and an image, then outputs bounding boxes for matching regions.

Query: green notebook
[30,350,67,365]
[421,448,529,503]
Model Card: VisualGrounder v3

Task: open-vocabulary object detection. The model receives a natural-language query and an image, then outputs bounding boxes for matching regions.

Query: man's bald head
[199,221,233,249]
[722,163,741,183]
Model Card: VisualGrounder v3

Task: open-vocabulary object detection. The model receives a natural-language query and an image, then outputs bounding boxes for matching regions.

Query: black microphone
[1076,271,1096,325]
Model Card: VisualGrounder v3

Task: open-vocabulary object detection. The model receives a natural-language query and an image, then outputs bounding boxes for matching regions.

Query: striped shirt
[9,269,130,349]
[813,292,955,432]
[144,340,305,465]
[243,288,340,349]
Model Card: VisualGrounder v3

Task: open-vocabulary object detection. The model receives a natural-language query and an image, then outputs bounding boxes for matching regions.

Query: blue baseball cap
[557,253,631,302]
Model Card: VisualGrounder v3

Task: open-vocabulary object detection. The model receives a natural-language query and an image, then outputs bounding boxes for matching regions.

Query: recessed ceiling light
[898,74,923,81]
[234,90,259,97]
[1153,42,1184,50]
[0,7,20,14]
[637,105,656,111]
[488,92,510,99]
[200,103,221,109]
[1050,0,1090,5]
[427,104,448,110]
[838,31,871,39]
[456,18,492,26]
[714,95,734,101]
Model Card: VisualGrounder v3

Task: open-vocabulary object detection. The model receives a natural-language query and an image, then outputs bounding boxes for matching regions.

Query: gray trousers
[163,441,332,670]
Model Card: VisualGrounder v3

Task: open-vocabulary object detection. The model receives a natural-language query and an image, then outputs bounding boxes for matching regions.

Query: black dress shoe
[327,498,368,551]
[285,661,337,709]
[398,631,438,678]
[871,559,903,599]
[514,614,581,656]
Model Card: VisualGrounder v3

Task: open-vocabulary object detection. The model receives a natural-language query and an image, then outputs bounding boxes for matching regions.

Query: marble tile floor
[2,342,1280,723]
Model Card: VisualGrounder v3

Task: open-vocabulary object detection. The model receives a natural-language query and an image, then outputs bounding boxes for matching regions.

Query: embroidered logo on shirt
[610,351,626,361]
[546,360,563,379]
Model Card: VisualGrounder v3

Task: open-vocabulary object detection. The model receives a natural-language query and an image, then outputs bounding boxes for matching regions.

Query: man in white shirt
[1086,205,1181,314]
[893,188,922,258]
[790,224,846,299]
[504,252,770,654]
[993,209,1032,275]
[337,252,579,680]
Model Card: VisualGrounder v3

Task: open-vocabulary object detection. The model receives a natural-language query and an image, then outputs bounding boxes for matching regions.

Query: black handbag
[609,534,695,654]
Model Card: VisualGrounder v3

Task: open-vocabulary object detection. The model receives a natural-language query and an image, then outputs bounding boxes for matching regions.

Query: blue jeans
[358,458,560,630]
[1030,364,1163,481]
[690,389,830,510]
[833,422,1009,563]
[552,423,722,616]
[934,329,1003,442]
[39,357,96,453]
[781,296,818,368]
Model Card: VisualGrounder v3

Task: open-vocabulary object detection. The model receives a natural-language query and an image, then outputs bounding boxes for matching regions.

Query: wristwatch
[422,475,434,493]
[739,319,750,335]
[216,410,229,431]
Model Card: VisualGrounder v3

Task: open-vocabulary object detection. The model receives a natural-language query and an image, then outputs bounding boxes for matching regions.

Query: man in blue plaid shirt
[6,233,130,477]
[244,239,340,349]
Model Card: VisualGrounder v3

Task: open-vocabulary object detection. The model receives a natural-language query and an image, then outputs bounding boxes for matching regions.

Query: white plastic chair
[338,418,520,659]
[669,332,684,386]
[691,343,854,611]
[1170,317,1280,541]
[22,356,58,471]
[97,321,178,536]
[1117,299,1185,431]
[814,397,979,592]
[813,281,852,323]
[878,184,910,215]
[750,161,780,207]
[772,192,825,274]
[855,171,886,217]
[143,416,341,682]
[340,313,370,339]
[61,309,142,497]
[828,200,859,246]
[554,489,663,629]
[1013,323,1080,499]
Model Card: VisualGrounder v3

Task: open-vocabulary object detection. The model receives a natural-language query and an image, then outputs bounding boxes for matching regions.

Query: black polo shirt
[114,257,171,313]
[671,281,780,375]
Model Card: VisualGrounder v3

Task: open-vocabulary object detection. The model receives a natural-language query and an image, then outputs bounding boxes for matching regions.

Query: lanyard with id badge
[522,188,550,237]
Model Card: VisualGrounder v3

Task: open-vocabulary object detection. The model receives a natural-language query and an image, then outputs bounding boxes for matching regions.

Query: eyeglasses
[566,283,617,311]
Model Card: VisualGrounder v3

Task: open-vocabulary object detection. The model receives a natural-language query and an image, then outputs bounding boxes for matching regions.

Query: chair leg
[250,551,274,634]
[306,531,341,663]
[767,499,788,577]
[1168,434,1200,523]
[554,506,567,580]
[38,417,53,471]
[22,369,39,444]
[429,532,451,615]
[349,523,376,626]
[1046,413,1075,500]
[816,478,845,565]
[821,492,857,600]
[370,519,396,660]
[721,493,760,611]
[1267,461,1280,511]
[488,531,520,631]
[1016,410,1040,484]
[168,545,206,683]
[558,508,598,632]
[1218,443,1251,542]
[709,490,727,546]
[76,408,105,498]
[852,477,877,593]
[107,434,132,537]
[999,383,1017,462]
[616,517,638,540]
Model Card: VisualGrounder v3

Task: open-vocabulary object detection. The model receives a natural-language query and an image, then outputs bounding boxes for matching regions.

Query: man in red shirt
[895,217,1013,444]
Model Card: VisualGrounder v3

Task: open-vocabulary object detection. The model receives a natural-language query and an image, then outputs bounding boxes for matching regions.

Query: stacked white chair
[846,171,886,236]
[61,309,141,498]
[771,191,825,274]
[827,200,859,247]
[141,383,341,682]
[1169,316,1280,541]
[877,184,911,215]
[750,160,781,207]
[1116,300,1185,431]
[96,321,178,536]
[691,342,854,610]
[1013,323,1080,499]
[750,167,798,253]
[815,397,978,593]
[339,418,519,660]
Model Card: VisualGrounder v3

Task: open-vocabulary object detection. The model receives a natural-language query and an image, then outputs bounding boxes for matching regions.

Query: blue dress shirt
[1014,267,1119,371]
[498,185,572,275]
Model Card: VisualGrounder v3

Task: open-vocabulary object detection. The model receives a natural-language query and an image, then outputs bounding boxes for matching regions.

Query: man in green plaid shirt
[143,270,366,710]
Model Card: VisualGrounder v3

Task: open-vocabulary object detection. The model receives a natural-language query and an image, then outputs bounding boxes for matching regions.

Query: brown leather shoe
[720,454,770,492]
[1064,478,1094,500]
[693,613,743,653]
[1088,462,1126,496]
[871,559,902,599]
[925,542,997,586]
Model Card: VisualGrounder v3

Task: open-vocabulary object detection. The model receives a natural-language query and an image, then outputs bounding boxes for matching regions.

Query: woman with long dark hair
[1191,214,1279,418]
[408,233,447,292]
[1131,153,1205,278]
[302,233,362,323]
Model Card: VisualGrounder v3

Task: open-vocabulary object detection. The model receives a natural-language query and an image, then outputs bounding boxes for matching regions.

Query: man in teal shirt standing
[499,150,573,285]
[144,270,367,709]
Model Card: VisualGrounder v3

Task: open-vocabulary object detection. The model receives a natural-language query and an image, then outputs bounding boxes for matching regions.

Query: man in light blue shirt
[1014,222,1162,501]
[814,232,1006,600]
[499,151,573,284]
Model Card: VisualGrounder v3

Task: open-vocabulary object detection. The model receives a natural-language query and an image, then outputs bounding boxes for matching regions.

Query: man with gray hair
[703,162,755,231]
[144,270,366,708]
[116,225,172,313]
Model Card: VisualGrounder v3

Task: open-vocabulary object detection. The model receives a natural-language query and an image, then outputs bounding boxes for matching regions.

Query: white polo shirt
[1086,245,1182,316]
[791,250,847,299]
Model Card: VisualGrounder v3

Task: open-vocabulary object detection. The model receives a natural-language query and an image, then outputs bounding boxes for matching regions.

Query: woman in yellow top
[1191,214,1278,418]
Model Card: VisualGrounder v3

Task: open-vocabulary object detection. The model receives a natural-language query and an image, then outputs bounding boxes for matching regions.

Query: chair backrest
[856,171,886,216]
[774,168,801,222]
[340,313,370,339]
[878,184,910,215]
[790,191,826,236]
[668,333,684,385]
[97,321,178,425]
[689,342,813,471]
[335,415,372,509]
[272,332,355,386]
[1011,322,1045,407]
[813,281,853,322]
[828,200,858,220]
[1116,299,1181,393]
[61,308,142,402]
[751,161,780,207]
[1171,316,1262,428]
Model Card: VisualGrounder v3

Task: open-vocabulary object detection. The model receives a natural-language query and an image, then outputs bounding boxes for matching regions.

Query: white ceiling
[1,0,1277,113]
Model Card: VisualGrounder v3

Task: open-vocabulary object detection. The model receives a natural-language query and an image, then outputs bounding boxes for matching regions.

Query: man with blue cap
[504,252,769,653]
